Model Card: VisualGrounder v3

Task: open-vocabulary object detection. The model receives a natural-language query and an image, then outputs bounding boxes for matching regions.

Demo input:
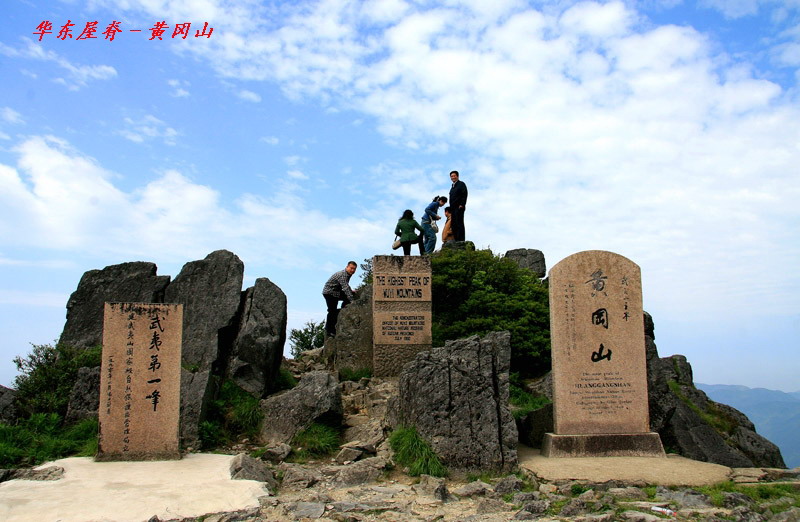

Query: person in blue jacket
[421,196,447,254]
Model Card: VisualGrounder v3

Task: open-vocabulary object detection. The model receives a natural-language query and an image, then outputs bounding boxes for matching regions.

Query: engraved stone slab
[98,303,182,461]
[372,256,432,377]
[543,251,663,457]
[374,311,432,345]
[373,273,432,301]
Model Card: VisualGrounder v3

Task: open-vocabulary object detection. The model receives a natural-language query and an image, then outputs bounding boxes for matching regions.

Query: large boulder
[163,249,244,446]
[65,367,100,424]
[59,262,170,349]
[392,331,518,471]
[0,385,17,424]
[324,285,373,375]
[504,249,546,279]
[645,312,785,468]
[229,278,287,398]
[259,371,342,444]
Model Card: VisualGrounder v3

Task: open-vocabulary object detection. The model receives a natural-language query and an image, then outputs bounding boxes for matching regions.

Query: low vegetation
[509,374,551,419]
[289,422,341,462]
[200,379,264,449]
[668,380,737,435]
[430,248,551,379]
[389,426,447,477]
[0,413,98,468]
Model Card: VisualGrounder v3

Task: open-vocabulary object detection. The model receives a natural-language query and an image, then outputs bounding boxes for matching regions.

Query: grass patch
[200,379,264,449]
[339,367,372,382]
[389,426,447,477]
[0,413,98,468]
[276,368,298,391]
[290,422,340,461]
[509,374,551,420]
[668,381,737,435]
[697,481,800,513]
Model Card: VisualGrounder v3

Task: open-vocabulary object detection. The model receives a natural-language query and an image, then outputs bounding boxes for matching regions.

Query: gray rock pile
[54,249,287,447]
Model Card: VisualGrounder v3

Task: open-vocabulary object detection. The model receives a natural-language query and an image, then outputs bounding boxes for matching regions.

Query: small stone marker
[372,255,432,376]
[97,302,182,461]
[542,251,664,457]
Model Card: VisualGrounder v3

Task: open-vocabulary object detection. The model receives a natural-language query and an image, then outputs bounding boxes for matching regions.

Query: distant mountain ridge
[696,383,800,468]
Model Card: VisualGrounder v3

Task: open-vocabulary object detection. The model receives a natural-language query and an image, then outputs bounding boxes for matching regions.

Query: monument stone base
[541,433,665,458]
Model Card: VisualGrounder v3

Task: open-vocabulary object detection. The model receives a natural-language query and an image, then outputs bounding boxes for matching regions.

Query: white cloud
[1,107,24,125]
[237,89,262,102]
[167,79,191,97]
[119,115,179,145]
[287,169,309,180]
[0,135,388,265]
[260,136,279,145]
[1,38,117,90]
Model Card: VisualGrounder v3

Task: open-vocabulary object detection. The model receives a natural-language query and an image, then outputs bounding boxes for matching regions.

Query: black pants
[451,206,466,242]
[401,233,424,255]
[324,294,350,336]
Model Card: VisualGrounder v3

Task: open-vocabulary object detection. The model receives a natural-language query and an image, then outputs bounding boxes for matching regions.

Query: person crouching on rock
[395,209,424,256]
[322,261,357,338]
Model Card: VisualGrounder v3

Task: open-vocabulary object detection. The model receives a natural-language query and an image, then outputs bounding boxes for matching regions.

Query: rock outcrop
[259,371,342,444]
[323,285,373,375]
[65,367,100,424]
[392,331,518,471]
[52,249,289,450]
[164,250,245,447]
[229,277,287,398]
[60,262,171,349]
[0,385,17,424]
[504,248,547,279]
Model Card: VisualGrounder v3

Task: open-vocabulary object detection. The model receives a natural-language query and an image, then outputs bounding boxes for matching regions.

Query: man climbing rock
[322,261,357,337]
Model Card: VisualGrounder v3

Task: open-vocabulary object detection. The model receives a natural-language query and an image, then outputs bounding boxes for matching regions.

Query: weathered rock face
[65,367,100,424]
[229,277,287,398]
[392,331,518,471]
[259,371,342,444]
[163,250,244,446]
[504,249,546,279]
[59,262,170,349]
[645,312,786,468]
[324,286,373,375]
[0,385,17,424]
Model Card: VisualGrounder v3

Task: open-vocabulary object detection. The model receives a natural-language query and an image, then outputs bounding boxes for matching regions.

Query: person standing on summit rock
[322,261,357,337]
[448,170,468,242]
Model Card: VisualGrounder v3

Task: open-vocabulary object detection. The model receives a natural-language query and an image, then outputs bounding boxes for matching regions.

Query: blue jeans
[421,222,436,253]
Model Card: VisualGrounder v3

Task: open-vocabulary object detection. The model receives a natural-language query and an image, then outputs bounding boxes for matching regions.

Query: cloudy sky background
[1,0,798,391]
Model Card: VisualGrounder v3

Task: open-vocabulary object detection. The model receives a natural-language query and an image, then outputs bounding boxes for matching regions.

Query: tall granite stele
[97,303,182,461]
[372,255,432,376]
[542,251,665,457]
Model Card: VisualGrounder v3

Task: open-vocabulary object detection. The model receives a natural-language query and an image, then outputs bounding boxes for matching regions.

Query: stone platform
[541,432,664,458]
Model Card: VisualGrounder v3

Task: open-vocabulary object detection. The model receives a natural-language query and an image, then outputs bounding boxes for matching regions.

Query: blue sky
[1,0,798,392]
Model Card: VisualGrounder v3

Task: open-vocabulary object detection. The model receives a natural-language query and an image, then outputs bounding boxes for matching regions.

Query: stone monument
[542,251,664,457]
[372,255,432,376]
[97,302,183,461]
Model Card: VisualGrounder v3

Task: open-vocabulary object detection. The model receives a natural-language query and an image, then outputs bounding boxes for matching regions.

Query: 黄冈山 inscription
[373,273,432,302]
[97,302,182,461]
[374,312,432,345]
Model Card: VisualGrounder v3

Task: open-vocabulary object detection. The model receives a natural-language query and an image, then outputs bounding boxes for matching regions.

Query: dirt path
[518,445,732,486]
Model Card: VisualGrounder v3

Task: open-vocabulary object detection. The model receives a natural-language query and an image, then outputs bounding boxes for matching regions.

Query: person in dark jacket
[448,170,468,242]
[322,261,357,337]
[395,209,424,255]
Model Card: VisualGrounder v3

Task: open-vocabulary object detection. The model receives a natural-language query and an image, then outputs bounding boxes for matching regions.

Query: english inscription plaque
[97,302,182,461]
[374,311,432,345]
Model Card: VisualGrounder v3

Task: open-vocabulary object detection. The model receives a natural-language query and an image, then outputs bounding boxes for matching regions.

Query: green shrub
[291,422,340,460]
[13,343,102,418]
[0,414,98,468]
[389,426,447,477]
[198,421,224,450]
[289,320,326,358]
[431,248,550,378]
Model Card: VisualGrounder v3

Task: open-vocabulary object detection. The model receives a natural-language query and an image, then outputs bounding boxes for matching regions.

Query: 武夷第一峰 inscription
[98,302,182,461]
